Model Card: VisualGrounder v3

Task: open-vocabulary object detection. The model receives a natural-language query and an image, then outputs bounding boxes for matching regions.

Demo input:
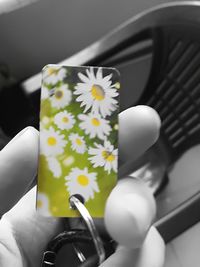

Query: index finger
[119,105,161,177]
[0,127,38,215]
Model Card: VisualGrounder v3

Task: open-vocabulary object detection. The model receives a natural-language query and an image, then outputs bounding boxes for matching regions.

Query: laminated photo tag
[37,65,120,217]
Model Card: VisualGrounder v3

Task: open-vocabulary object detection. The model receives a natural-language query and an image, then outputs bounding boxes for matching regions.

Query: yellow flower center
[37,200,43,208]
[47,137,57,146]
[62,116,69,123]
[47,68,56,75]
[55,90,63,99]
[48,68,59,76]
[91,84,105,101]
[76,138,82,146]
[91,118,100,126]
[102,151,115,162]
[107,154,115,162]
[77,175,89,186]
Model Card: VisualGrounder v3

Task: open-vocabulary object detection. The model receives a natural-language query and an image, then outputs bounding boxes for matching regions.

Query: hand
[0,105,165,267]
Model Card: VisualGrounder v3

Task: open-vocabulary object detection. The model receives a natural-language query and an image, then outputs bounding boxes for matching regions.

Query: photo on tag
[37,65,120,217]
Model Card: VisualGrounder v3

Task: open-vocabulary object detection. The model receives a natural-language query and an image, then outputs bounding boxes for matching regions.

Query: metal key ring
[42,229,115,267]
[41,195,113,266]
[69,195,106,265]
[42,229,99,267]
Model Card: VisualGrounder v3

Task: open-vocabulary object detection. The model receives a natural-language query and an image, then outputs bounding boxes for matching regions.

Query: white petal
[96,68,103,80]
[78,72,90,83]
[47,157,62,178]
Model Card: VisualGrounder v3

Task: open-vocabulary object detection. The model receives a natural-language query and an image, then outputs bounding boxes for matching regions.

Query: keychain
[37,65,120,266]
[41,195,115,266]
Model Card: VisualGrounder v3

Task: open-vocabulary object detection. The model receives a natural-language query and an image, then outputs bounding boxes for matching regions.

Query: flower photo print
[37,65,120,217]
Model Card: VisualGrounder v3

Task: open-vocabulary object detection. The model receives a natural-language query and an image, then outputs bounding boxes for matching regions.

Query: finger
[119,105,161,161]
[104,178,156,249]
[4,187,63,267]
[119,105,161,177]
[0,127,63,265]
[100,226,165,267]
[0,127,38,215]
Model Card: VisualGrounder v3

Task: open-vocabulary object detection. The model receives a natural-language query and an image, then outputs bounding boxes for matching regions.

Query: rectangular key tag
[37,65,120,217]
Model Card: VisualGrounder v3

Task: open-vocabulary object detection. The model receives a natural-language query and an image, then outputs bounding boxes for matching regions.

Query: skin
[0,105,165,267]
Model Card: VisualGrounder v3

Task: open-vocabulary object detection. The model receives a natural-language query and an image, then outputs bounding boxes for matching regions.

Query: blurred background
[1,1,200,266]
[0,0,186,81]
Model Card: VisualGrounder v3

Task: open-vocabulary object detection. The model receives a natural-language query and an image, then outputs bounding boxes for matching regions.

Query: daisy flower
[51,84,72,109]
[88,140,118,174]
[78,113,111,140]
[43,66,67,85]
[54,110,75,130]
[46,157,62,178]
[37,193,51,216]
[40,127,67,156]
[74,68,119,117]
[69,133,86,154]
[65,167,99,202]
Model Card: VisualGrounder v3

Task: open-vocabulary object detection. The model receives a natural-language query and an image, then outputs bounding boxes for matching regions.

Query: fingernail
[136,105,162,129]
[4,127,33,148]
